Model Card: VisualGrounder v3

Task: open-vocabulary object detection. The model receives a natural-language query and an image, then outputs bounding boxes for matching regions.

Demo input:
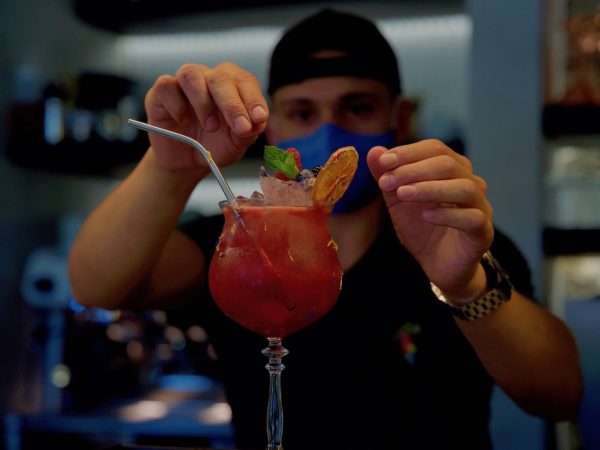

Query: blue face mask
[276,123,396,213]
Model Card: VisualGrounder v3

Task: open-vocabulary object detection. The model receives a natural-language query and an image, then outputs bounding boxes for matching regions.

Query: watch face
[482,251,513,290]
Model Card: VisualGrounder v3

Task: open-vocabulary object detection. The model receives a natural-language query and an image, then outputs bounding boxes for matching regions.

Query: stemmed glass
[209,197,341,449]
[127,119,345,449]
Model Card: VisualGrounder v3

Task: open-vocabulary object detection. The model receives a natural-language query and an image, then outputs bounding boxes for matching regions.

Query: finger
[395,178,489,210]
[378,139,472,172]
[202,64,258,137]
[366,145,390,179]
[378,154,471,191]
[175,64,221,132]
[473,174,488,197]
[219,62,269,130]
[145,75,191,125]
[422,206,491,234]
[368,146,409,208]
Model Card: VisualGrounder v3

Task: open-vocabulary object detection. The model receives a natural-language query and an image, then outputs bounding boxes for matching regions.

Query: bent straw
[127,119,238,206]
[128,119,275,269]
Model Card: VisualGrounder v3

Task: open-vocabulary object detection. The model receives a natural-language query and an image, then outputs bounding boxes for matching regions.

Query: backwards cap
[268,8,402,96]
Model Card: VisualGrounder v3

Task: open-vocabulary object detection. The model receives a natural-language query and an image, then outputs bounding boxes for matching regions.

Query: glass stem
[262,337,289,450]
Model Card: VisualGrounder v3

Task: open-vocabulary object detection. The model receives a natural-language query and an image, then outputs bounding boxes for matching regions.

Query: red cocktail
[209,198,341,338]
[127,121,349,449]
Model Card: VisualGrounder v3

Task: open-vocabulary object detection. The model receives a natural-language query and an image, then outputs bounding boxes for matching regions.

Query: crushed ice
[258,166,315,206]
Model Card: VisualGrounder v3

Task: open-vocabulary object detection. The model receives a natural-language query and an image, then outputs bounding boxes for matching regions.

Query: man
[69,9,582,450]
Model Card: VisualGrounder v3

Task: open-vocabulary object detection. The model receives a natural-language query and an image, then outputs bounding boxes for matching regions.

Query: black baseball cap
[267,8,402,97]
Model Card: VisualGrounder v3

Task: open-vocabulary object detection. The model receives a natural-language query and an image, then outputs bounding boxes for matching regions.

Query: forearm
[68,149,208,309]
[457,292,583,420]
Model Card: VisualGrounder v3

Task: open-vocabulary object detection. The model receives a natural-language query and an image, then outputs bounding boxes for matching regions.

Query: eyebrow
[340,92,384,104]
[277,92,383,109]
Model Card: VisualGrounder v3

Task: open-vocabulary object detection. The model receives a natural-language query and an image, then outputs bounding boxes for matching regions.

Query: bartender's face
[267,76,397,142]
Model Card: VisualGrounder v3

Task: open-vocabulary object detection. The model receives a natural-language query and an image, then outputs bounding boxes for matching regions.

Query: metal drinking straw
[127,119,238,206]
[128,119,275,267]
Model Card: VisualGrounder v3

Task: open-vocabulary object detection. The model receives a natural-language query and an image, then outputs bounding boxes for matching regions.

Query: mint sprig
[263,145,299,180]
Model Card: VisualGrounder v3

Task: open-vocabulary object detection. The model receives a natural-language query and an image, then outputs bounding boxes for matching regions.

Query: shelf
[72,0,358,32]
[4,103,148,176]
[543,104,600,137]
[73,0,274,32]
[543,227,600,255]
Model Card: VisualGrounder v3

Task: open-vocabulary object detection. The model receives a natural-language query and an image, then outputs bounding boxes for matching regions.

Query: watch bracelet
[430,251,513,321]
[444,285,510,321]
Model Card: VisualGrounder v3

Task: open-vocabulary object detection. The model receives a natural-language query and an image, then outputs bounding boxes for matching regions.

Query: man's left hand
[367,139,494,301]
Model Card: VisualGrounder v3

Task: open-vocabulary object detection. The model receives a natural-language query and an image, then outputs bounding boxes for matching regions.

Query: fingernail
[233,115,251,134]
[379,152,397,167]
[252,105,267,122]
[379,173,396,191]
[396,185,417,200]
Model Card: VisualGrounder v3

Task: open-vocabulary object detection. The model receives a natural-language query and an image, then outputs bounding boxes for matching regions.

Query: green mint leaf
[263,145,299,180]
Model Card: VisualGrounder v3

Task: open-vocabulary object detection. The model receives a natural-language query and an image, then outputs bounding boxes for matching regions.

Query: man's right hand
[144,62,269,173]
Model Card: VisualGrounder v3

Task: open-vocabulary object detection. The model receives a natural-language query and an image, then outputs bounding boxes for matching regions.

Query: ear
[392,97,417,144]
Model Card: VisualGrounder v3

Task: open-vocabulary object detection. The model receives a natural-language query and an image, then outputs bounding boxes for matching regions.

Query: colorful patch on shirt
[393,322,421,367]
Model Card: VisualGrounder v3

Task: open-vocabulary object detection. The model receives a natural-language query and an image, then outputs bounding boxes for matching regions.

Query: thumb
[366,145,388,180]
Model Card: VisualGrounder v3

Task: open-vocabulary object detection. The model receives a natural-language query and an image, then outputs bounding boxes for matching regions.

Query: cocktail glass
[209,197,342,450]
[125,119,349,450]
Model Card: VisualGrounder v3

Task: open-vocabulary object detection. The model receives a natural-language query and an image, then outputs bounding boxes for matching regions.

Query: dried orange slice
[312,146,359,212]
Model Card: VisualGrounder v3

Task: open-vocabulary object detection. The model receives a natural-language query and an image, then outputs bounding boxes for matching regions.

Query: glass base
[262,337,288,450]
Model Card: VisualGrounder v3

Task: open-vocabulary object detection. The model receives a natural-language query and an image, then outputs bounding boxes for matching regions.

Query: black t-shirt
[178,213,534,450]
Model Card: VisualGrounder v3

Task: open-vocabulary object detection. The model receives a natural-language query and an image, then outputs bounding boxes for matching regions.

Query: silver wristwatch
[430,251,513,321]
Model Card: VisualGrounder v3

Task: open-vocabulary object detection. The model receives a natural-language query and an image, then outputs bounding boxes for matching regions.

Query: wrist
[430,251,514,321]
[437,264,488,306]
[145,148,210,195]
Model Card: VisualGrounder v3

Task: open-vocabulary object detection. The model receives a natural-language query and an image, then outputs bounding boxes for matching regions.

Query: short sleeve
[177,210,225,260]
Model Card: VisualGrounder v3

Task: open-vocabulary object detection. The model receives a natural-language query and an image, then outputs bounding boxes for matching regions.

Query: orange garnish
[312,146,359,212]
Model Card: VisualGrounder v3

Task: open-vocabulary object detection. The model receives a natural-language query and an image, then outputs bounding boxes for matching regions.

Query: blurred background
[0,0,599,449]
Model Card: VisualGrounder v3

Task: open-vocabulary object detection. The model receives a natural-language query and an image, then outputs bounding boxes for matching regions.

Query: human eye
[344,99,376,118]
[340,95,377,122]
[284,106,317,126]
[337,92,393,130]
